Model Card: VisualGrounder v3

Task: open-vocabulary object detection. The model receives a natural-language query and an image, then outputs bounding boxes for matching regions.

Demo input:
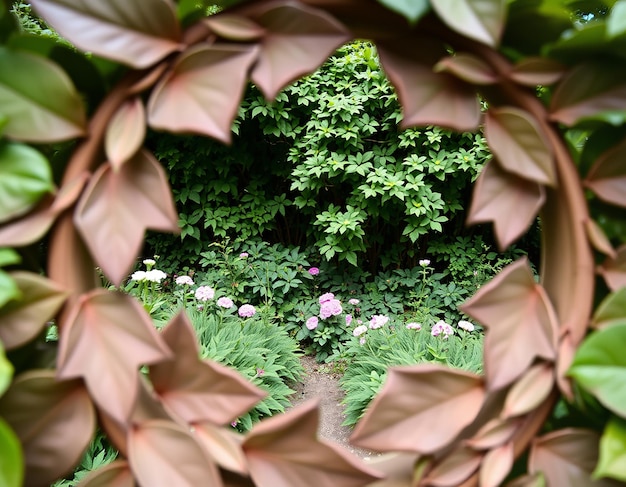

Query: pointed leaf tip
[430,0,506,47]
[105,98,146,170]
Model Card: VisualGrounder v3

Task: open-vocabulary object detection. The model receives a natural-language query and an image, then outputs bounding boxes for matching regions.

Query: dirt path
[289,355,377,459]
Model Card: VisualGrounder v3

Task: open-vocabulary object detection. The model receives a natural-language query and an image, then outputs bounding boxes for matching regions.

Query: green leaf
[430,0,506,47]
[0,416,23,487]
[569,322,626,417]
[0,142,53,224]
[375,0,430,24]
[0,271,20,311]
[0,249,20,268]
[594,415,626,481]
[593,288,626,329]
[607,0,626,39]
[0,340,12,396]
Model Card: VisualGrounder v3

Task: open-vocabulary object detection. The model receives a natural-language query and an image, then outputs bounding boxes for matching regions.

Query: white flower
[175,275,194,286]
[458,320,475,332]
[144,269,167,283]
[406,322,422,330]
[143,259,156,266]
[353,325,368,337]
[419,259,430,266]
[131,270,147,281]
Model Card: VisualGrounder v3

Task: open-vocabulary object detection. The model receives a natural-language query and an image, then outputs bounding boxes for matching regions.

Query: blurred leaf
[350,364,485,453]
[148,44,258,144]
[0,0,19,43]
[192,421,248,475]
[0,416,23,487]
[75,151,179,286]
[502,362,554,418]
[569,322,626,417]
[375,0,430,24]
[594,416,626,481]
[607,0,626,38]
[423,447,482,486]
[30,0,181,68]
[466,418,520,450]
[0,340,12,396]
[105,98,146,170]
[435,53,498,85]
[0,141,54,223]
[592,288,626,329]
[585,136,626,207]
[204,13,266,41]
[0,248,19,268]
[586,219,616,258]
[480,441,514,487]
[0,370,95,487]
[0,46,86,142]
[461,258,558,390]
[76,460,135,487]
[599,244,626,291]
[509,57,565,87]
[430,0,506,47]
[0,271,67,350]
[0,268,21,310]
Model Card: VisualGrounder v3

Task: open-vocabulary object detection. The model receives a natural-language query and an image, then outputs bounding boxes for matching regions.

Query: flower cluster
[131,269,167,283]
[175,275,194,286]
[195,286,215,302]
[431,320,454,338]
[369,314,389,330]
[458,320,475,332]
[238,304,256,318]
[406,322,422,330]
[319,293,343,319]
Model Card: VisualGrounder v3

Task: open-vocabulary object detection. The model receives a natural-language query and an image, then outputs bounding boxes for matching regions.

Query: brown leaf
[434,53,498,85]
[244,401,382,487]
[243,1,350,100]
[56,290,172,423]
[364,453,418,487]
[586,219,617,259]
[105,98,146,171]
[378,39,481,132]
[193,421,248,475]
[350,365,485,453]
[423,447,482,487]
[599,244,626,292]
[550,63,626,126]
[74,150,179,286]
[585,137,626,208]
[485,107,556,186]
[465,418,520,450]
[150,312,266,425]
[509,57,565,87]
[77,460,135,487]
[460,258,558,390]
[147,44,258,144]
[430,0,506,47]
[30,0,181,68]
[128,419,222,487]
[479,441,514,487]
[204,14,266,41]
[467,159,546,250]
[0,370,95,487]
[0,271,67,350]
[530,429,618,487]
[504,473,545,487]
[502,362,554,419]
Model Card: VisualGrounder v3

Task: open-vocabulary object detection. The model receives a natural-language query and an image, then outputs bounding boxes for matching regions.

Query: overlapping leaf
[56,290,172,423]
[0,271,67,350]
[0,416,23,487]
[148,44,258,144]
[585,136,626,208]
[592,288,626,330]
[244,401,382,487]
[375,0,430,24]
[0,340,11,396]
[423,447,482,487]
[78,460,135,487]
[150,312,266,425]
[30,0,181,68]
[467,159,546,250]
[350,364,485,453]
[480,441,513,487]
[0,371,95,487]
[192,421,248,475]
[377,39,480,131]
[128,419,222,487]
[460,258,558,390]
[243,1,351,100]
[430,0,506,47]
[466,418,520,450]
[502,362,554,419]
[434,53,498,85]
[0,46,86,142]
[595,416,626,482]
[204,14,266,41]
[105,98,146,170]
[485,107,556,186]
[509,57,565,87]
[74,150,179,286]
[586,219,616,258]
[599,244,626,292]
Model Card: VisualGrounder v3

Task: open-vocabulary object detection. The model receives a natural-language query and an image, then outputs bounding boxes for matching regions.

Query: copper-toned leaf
[148,44,258,144]
[193,421,248,475]
[466,418,520,450]
[585,137,626,208]
[423,447,482,487]
[244,1,350,100]
[557,333,576,400]
[485,107,556,186]
[74,150,179,286]
[204,14,266,41]
[350,365,485,453]
[586,219,617,259]
[78,460,135,487]
[550,63,626,127]
[0,370,95,487]
[378,39,481,132]
[505,473,546,487]
[30,0,181,68]
[530,429,618,487]
[430,0,506,47]
[150,312,266,425]
[105,98,146,171]
[0,271,67,350]
[599,244,626,292]
[460,258,558,390]
[128,419,222,487]
[0,46,86,142]
[434,53,498,85]
[509,57,565,87]
[502,362,554,419]
[467,159,546,250]
[480,441,514,487]
[244,401,382,487]
[57,290,172,423]
[358,452,417,487]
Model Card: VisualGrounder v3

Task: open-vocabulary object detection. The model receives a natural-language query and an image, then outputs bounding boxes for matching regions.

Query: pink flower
[238,304,256,318]
[239,252,249,258]
[359,337,366,345]
[306,316,319,330]
[406,322,422,330]
[345,314,352,326]
[308,267,320,275]
[195,286,215,301]
[217,297,234,309]
[431,320,454,338]
[319,292,335,304]
[348,298,359,305]
[369,315,389,329]
[353,325,367,337]
[175,275,194,286]
[320,299,342,319]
